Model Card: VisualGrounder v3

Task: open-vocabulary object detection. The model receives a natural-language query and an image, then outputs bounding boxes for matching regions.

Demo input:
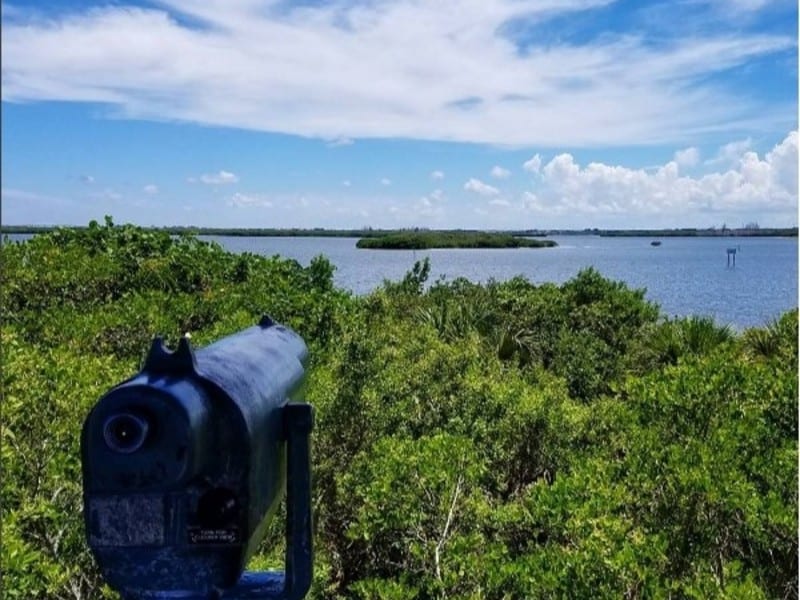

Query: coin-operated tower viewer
[81,317,314,600]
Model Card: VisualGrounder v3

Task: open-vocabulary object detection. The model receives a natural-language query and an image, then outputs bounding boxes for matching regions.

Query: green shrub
[1,223,796,599]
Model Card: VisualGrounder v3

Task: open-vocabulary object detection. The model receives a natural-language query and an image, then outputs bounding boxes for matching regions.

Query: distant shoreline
[1,225,796,238]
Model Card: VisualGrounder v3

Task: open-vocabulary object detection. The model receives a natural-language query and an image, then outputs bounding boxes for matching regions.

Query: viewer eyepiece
[103,412,149,453]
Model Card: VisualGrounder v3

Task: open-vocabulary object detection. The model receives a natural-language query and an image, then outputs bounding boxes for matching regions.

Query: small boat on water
[651,240,662,246]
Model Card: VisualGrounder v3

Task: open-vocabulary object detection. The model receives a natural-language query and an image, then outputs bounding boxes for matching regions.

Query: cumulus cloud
[143,184,159,194]
[523,154,543,174]
[489,197,511,207]
[464,178,500,197]
[227,192,272,208]
[491,166,511,179]
[430,170,445,180]
[1,1,794,146]
[523,130,797,222]
[706,138,753,167]
[674,147,700,168]
[198,170,238,185]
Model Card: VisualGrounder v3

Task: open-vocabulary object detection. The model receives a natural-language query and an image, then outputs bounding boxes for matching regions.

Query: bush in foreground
[2,222,796,599]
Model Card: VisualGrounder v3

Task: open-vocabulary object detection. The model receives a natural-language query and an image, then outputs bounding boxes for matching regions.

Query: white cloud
[491,166,511,179]
[521,191,542,210]
[522,130,797,222]
[673,147,700,168]
[327,136,354,147]
[430,170,445,180]
[762,131,798,193]
[416,195,444,218]
[2,2,794,146]
[198,170,238,185]
[6,132,796,228]
[227,192,272,208]
[386,188,447,223]
[707,0,775,14]
[523,154,543,174]
[380,177,392,186]
[420,189,445,208]
[464,178,500,197]
[706,138,753,167]
[342,180,352,187]
[143,183,159,194]
[80,174,95,184]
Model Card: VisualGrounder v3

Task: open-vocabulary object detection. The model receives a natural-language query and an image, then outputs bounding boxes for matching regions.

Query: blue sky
[2,0,797,229]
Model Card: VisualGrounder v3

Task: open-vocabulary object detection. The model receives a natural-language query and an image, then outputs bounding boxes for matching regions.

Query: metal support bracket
[219,402,314,600]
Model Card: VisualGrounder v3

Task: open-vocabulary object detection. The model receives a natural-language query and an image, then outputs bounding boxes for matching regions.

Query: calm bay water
[4,233,797,328]
[201,235,798,329]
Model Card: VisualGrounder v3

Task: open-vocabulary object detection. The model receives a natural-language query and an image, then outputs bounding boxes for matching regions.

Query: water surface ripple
[201,235,798,329]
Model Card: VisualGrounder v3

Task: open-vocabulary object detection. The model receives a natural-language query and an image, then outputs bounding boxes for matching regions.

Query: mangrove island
[355,230,558,249]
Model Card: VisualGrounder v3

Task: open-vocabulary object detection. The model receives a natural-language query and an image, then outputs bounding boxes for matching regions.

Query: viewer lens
[103,413,149,453]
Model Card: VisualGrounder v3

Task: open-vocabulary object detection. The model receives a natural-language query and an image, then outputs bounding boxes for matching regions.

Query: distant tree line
[594,227,797,237]
[3,223,796,238]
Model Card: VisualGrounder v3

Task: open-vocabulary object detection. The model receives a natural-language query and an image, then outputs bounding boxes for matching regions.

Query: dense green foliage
[356,232,557,250]
[1,225,373,238]
[2,220,797,599]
